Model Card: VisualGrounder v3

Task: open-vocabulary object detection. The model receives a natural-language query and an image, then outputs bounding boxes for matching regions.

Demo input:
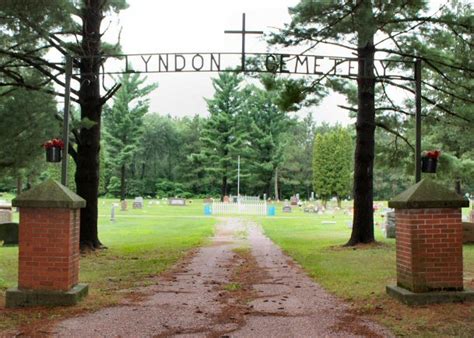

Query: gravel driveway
[52,218,392,337]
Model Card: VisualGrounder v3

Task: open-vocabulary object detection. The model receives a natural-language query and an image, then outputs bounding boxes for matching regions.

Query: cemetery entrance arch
[60,13,423,188]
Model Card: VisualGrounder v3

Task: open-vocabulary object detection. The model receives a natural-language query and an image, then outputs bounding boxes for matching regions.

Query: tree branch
[375,121,414,151]
[380,79,471,122]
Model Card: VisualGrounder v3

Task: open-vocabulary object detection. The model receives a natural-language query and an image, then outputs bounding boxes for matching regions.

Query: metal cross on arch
[224,13,264,72]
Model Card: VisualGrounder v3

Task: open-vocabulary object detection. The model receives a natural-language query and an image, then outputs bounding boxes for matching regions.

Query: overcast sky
[103,0,353,125]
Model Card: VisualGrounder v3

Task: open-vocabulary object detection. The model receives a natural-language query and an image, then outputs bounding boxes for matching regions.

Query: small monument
[0,202,12,223]
[223,195,230,203]
[133,197,143,209]
[168,198,186,206]
[290,195,298,206]
[111,203,117,222]
[282,204,292,213]
[383,211,396,238]
[0,222,18,245]
[120,199,128,211]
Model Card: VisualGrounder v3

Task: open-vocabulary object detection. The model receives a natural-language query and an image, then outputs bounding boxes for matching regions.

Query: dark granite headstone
[282,205,292,213]
[0,222,19,245]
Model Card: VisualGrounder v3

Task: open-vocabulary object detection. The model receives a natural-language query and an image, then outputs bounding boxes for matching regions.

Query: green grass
[0,195,472,335]
[259,205,474,336]
[223,283,242,291]
[0,197,216,331]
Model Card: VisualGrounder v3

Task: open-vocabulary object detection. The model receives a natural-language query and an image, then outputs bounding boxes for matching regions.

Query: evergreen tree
[0,85,59,174]
[103,72,157,200]
[243,84,291,198]
[271,0,472,245]
[178,116,210,196]
[279,113,316,199]
[1,0,129,249]
[312,127,353,206]
[200,72,245,199]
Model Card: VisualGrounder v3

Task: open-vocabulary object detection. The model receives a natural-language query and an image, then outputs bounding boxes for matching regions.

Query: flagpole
[237,155,240,198]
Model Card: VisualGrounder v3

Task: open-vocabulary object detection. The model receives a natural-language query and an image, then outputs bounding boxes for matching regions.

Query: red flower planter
[46,147,62,163]
[421,156,437,173]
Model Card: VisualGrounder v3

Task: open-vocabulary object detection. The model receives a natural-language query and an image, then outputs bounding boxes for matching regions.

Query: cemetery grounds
[0,196,473,336]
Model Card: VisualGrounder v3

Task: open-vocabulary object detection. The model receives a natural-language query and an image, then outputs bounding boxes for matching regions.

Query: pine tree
[200,72,244,199]
[103,72,157,201]
[312,127,353,207]
[243,85,291,198]
[1,0,129,249]
[271,0,472,245]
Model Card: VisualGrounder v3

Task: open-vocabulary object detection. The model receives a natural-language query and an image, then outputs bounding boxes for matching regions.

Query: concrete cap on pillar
[388,178,469,209]
[12,179,86,209]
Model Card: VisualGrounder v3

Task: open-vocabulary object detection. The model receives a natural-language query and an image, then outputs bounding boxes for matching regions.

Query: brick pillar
[6,179,88,308]
[386,178,474,305]
[395,208,463,292]
[18,208,80,291]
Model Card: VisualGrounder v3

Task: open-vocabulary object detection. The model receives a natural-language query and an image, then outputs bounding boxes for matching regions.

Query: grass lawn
[259,203,474,336]
[0,196,215,332]
[0,195,473,335]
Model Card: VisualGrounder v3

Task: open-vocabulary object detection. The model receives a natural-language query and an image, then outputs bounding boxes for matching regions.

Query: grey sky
[103,0,352,125]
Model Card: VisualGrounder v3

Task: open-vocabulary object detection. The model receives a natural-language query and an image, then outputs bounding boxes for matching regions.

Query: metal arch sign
[60,13,422,187]
[89,52,413,81]
[75,12,414,80]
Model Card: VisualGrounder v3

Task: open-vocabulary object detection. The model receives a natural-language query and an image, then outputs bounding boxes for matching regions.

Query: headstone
[0,222,19,245]
[384,211,396,238]
[168,198,186,206]
[223,195,230,203]
[0,203,12,224]
[462,222,474,243]
[133,197,143,209]
[310,191,314,201]
[282,205,292,213]
[203,198,213,204]
[121,200,128,211]
[263,193,267,201]
[111,204,116,222]
[290,196,298,206]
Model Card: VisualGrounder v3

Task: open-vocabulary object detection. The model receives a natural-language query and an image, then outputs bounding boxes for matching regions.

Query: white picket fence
[211,201,267,216]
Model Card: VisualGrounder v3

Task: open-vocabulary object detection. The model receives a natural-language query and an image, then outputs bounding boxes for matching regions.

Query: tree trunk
[120,164,126,201]
[347,0,376,246]
[76,0,103,249]
[274,167,279,201]
[454,178,461,195]
[337,197,342,208]
[140,162,146,180]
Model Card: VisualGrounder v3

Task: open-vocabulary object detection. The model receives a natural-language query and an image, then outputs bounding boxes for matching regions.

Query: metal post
[61,55,73,186]
[415,58,422,183]
[237,155,240,198]
[241,13,246,72]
